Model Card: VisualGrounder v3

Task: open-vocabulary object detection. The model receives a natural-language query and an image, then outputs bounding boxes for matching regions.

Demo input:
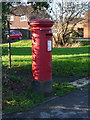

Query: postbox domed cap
[28,19,54,27]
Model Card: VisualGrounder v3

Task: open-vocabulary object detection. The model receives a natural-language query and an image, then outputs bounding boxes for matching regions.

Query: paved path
[3,87,90,119]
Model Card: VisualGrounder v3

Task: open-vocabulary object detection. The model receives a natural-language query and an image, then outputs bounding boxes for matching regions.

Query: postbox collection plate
[47,40,52,51]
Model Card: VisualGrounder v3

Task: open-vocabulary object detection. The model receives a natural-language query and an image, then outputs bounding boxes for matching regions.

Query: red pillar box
[28,19,54,94]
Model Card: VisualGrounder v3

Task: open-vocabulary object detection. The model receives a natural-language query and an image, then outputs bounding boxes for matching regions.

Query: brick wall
[84,9,90,38]
[10,16,29,29]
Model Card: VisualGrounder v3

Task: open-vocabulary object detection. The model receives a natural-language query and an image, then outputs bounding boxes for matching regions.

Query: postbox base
[31,80,52,95]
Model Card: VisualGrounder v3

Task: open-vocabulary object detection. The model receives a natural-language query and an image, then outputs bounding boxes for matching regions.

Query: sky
[0,0,90,3]
[20,0,90,5]
[24,0,90,2]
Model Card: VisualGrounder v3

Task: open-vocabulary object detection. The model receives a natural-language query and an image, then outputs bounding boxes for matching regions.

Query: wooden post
[7,20,11,69]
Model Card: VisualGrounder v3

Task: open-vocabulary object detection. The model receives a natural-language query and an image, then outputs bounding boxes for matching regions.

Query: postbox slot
[40,28,51,31]
[46,33,53,36]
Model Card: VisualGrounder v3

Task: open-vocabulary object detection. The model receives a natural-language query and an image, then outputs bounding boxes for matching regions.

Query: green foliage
[32,2,49,10]
[2,2,11,30]
[53,82,77,96]
[71,30,80,38]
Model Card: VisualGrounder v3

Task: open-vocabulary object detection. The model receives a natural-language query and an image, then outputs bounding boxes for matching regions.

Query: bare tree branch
[50,1,89,47]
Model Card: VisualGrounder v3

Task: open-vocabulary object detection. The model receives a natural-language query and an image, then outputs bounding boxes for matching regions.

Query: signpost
[7,16,11,69]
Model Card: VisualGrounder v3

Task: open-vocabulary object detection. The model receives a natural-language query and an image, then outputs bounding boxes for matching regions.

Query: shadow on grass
[2,55,89,79]
[2,46,89,56]
[2,47,32,55]
[52,47,89,55]
[2,44,89,78]
[52,58,89,78]
[2,64,32,81]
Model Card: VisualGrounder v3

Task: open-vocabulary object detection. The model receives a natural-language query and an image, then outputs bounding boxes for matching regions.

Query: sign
[47,40,52,51]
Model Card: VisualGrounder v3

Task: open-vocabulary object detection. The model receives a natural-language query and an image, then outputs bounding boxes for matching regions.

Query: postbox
[28,19,54,94]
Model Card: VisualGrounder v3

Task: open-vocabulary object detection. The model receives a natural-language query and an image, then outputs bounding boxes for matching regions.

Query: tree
[2,2,12,69]
[2,2,49,68]
[2,2,10,31]
[48,1,89,47]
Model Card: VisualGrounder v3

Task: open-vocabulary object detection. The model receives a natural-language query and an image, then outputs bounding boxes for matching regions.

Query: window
[14,31,18,33]
[20,16,27,21]
[10,16,14,21]
[10,31,15,34]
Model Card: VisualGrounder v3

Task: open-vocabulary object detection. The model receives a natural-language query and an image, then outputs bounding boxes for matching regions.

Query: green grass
[53,82,77,96]
[3,85,44,113]
[3,81,77,113]
[80,41,90,46]
[52,41,90,77]
[2,40,90,113]
[2,40,90,77]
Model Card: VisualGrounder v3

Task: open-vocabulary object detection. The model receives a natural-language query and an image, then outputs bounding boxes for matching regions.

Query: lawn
[2,40,90,113]
[2,40,90,77]
[53,47,89,77]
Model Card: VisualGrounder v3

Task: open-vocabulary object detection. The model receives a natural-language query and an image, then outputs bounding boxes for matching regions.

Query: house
[10,9,90,39]
[9,5,50,39]
[10,15,29,29]
[68,18,84,37]
[10,4,50,30]
[68,9,90,38]
[9,15,30,39]
[84,9,90,38]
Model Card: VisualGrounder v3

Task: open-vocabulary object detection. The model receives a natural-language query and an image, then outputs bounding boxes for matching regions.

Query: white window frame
[10,16,14,21]
[20,15,27,21]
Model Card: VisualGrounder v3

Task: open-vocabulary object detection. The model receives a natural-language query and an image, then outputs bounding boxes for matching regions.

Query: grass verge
[2,40,90,77]
[53,82,77,96]
[3,86,44,113]
[2,40,90,113]
[3,81,77,113]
